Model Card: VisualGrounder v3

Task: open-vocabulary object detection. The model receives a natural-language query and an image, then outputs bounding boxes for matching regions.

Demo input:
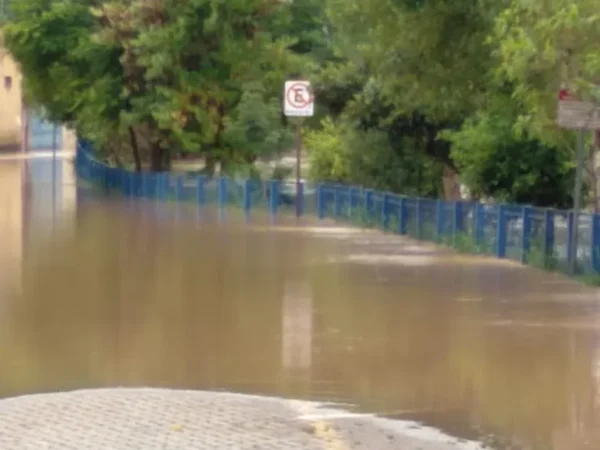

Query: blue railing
[75,141,600,275]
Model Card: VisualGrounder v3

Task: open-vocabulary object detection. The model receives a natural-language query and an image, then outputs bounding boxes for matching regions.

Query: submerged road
[0,152,599,450]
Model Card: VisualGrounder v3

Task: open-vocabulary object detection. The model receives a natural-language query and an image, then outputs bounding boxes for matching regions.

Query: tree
[320,0,509,199]
[306,117,441,197]
[445,91,575,207]
[3,0,307,171]
[4,0,586,207]
[490,0,600,207]
[493,0,600,143]
[307,0,582,206]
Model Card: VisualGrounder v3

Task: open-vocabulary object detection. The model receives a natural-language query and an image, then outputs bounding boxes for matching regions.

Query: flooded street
[1,155,600,449]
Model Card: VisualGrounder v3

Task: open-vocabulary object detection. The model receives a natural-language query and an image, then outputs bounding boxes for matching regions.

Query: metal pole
[595,130,600,212]
[295,119,303,217]
[52,126,57,229]
[569,128,586,274]
[20,105,29,153]
[52,124,58,152]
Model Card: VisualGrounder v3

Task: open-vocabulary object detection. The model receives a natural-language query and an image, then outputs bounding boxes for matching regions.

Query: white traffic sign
[284,80,314,117]
[557,89,600,130]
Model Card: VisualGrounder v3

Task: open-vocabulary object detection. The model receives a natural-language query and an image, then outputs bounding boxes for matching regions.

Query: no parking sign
[283,81,314,117]
[282,79,314,217]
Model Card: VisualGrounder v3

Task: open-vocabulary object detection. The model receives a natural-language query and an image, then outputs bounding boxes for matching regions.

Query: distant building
[0,42,76,153]
[0,43,23,150]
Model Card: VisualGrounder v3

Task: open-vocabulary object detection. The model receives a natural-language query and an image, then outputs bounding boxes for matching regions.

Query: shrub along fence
[75,140,600,276]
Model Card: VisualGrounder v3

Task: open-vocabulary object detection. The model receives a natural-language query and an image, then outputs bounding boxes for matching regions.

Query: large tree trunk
[423,124,462,201]
[592,131,600,212]
[442,163,462,201]
[128,126,142,172]
[150,145,163,172]
[149,143,170,172]
[204,152,216,176]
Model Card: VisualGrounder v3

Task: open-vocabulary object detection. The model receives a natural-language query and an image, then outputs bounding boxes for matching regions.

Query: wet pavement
[1,154,600,449]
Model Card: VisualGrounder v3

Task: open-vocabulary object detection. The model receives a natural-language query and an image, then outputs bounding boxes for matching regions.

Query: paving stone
[0,388,487,450]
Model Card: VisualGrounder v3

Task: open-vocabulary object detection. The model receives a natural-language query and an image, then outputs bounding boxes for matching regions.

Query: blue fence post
[128,172,135,197]
[567,211,576,272]
[592,214,600,273]
[142,173,149,197]
[349,187,360,220]
[333,186,341,218]
[156,174,163,199]
[138,172,149,198]
[144,172,151,198]
[415,199,422,239]
[161,173,170,200]
[473,203,485,247]
[435,200,444,241]
[364,190,372,220]
[103,168,110,192]
[382,194,390,230]
[496,205,507,258]
[120,170,127,193]
[316,183,325,219]
[196,176,205,205]
[243,179,252,215]
[521,207,533,263]
[398,197,407,235]
[123,171,130,196]
[544,210,555,268]
[297,182,304,217]
[155,174,162,200]
[175,176,184,201]
[453,202,464,244]
[269,180,280,215]
[348,187,356,220]
[217,177,227,207]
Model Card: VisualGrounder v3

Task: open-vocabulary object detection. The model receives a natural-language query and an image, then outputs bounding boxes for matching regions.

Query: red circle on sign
[558,88,570,101]
[286,83,313,108]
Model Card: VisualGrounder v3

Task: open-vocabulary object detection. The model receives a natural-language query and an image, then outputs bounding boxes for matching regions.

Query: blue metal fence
[75,140,600,275]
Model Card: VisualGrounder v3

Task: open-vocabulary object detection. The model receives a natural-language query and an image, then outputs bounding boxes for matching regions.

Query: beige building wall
[0,160,23,298]
[0,46,22,149]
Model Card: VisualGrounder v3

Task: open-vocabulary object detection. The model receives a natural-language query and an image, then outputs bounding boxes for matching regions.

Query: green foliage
[445,93,576,207]
[305,117,442,197]
[222,82,294,164]
[305,118,347,183]
[326,0,506,121]
[3,0,312,170]
[271,165,293,181]
[313,0,510,200]
[493,0,600,143]
[3,0,591,208]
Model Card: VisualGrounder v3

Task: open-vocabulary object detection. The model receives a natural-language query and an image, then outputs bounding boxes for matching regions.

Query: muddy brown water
[1,155,600,450]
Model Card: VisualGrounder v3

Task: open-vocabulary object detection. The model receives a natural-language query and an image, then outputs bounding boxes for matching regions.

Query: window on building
[3,76,12,91]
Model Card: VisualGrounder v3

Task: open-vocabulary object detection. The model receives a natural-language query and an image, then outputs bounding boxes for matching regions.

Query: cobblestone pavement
[0,388,487,450]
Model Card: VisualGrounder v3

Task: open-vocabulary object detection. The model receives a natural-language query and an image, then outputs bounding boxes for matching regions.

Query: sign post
[283,80,314,217]
[557,88,600,273]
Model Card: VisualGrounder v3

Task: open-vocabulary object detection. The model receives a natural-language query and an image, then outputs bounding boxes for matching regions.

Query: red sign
[558,88,571,101]
[286,83,313,108]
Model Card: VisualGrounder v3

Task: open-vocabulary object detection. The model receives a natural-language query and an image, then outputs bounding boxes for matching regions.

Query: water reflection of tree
[2,213,599,450]
[0,210,336,400]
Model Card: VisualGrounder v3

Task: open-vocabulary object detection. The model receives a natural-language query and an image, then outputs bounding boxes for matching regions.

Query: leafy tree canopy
[493,0,600,144]
[3,0,316,171]
[2,0,593,207]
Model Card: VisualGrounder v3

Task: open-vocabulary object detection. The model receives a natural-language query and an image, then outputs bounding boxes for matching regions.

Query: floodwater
[1,154,600,450]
